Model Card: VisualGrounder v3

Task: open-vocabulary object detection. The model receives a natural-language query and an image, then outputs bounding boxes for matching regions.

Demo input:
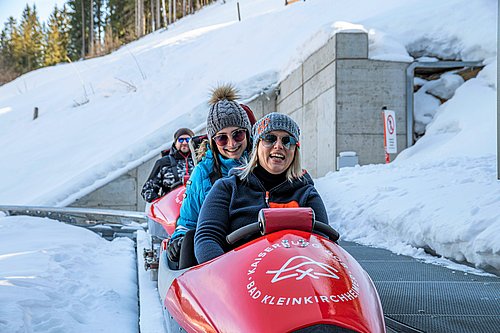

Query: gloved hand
[167,236,183,262]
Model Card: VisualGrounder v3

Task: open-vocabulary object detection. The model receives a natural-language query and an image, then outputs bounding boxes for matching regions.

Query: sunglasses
[177,137,191,143]
[213,129,247,146]
[261,134,298,150]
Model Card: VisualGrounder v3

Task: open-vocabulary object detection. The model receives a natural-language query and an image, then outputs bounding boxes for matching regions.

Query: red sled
[147,186,186,237]
[149,189,386,333]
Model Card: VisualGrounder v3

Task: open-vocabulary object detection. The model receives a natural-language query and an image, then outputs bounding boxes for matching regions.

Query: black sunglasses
[213,129,247,146]
[261,134,298,150]
[177,137,191,143]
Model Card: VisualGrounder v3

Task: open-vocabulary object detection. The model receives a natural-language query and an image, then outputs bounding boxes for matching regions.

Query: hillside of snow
[0,0,498,272]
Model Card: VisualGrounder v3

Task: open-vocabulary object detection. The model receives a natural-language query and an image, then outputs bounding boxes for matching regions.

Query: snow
[136,230,164,333]
[0,0,498,332]
[0,214,138,333]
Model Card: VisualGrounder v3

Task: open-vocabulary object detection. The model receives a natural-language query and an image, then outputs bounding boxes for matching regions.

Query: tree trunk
[156,0,161,29]
[182,0,186,17]
[89,0,94,56]
[173,0,176,22]
[96,0,102,54]
[138,0,145,36]
[135,0,140,36]
[168,0,172,24]
[81,0,85,58]
[150,0,155,31]
[161,0,167,27]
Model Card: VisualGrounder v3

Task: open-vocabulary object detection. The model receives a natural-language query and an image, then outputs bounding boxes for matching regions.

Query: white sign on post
[383,109,397,154]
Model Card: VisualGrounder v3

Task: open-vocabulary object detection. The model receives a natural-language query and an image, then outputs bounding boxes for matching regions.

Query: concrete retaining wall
[276,32,408,177]
[72,32,409,210]
[70,96,271,211]
[70,159,155,211]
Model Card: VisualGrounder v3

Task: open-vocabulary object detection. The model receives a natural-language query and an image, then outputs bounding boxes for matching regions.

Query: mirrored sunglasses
[261,134,298,150]
[177,137,191,143]
[213,129,247,146]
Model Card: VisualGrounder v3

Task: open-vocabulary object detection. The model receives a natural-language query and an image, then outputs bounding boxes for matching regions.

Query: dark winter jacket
[141,145,195,203]
[171,149,247,240]
[194,170,329,264]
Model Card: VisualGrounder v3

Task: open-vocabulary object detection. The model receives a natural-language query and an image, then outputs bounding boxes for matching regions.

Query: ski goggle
[260,134,298,150]
[177,137,191,143]
[213,129,247,146]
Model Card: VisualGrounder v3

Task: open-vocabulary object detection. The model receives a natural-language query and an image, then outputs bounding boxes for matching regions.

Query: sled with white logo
[156,207,386,333]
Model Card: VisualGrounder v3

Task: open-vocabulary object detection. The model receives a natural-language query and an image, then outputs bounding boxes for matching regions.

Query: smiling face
[257,130,296,175]
[175,135,191,154]
[213,126,248,159]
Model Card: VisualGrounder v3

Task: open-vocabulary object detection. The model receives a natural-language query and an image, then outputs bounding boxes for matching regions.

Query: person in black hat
[141,127,195,205]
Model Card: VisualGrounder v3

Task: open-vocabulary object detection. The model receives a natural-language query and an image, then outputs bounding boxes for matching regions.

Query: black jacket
[141,145,195,203]
[194,171,329,263]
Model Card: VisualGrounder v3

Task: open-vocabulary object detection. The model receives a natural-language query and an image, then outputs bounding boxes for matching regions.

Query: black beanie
[173,128,194,140]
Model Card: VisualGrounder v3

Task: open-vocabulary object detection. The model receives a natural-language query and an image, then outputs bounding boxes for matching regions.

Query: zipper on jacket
[265,191,270,207]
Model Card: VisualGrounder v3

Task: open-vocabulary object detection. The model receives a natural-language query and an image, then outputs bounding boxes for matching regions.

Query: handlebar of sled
[226,220,340,245]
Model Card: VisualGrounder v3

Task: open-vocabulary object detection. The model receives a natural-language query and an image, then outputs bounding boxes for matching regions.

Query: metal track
[0,205,147,240]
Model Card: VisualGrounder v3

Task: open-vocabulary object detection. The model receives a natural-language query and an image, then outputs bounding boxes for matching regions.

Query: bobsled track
[1,205,499,333]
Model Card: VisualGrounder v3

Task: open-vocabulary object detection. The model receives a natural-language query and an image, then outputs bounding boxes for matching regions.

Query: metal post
[381,106,389,163]
[33,107,38,120]
[237,2,241,21]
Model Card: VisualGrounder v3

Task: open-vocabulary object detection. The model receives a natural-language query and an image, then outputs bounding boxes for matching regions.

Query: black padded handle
[313,221,340,242]
[226,222,261,245]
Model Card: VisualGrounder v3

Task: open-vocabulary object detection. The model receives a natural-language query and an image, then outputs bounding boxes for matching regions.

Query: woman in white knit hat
[194,112,329,264]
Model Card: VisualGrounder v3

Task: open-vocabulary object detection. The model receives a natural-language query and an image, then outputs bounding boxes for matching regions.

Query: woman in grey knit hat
[168,84,253,268]
[194,112,329,264]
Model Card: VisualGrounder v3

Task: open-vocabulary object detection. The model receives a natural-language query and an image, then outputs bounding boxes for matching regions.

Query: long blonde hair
[237,140,302,181]
[195,139,210,162]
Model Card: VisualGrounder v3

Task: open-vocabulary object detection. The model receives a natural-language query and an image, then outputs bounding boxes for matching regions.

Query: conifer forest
[0,0,216,85]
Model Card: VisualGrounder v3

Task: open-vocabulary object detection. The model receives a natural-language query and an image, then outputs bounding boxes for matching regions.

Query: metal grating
[376,282,500,316]
[340,240,500,333]
[358,261,499,282]
[386,315,500,333]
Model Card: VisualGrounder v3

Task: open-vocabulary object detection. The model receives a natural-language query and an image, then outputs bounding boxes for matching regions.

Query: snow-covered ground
[0,216,138,332]
[0,0,498,332]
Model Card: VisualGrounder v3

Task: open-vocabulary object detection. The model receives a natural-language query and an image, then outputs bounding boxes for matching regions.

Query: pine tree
[19,4,44,72]
[67,0,89,59]
[108,0,136,44]
[58,5,71,58]
[94,0,104,55]
[0,17,22,83]
[44,6,68,66]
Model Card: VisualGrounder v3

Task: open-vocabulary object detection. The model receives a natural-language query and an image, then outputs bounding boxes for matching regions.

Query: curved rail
[0,205,147,240]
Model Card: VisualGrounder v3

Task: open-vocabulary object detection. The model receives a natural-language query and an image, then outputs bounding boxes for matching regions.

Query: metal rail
[0,205,147,240]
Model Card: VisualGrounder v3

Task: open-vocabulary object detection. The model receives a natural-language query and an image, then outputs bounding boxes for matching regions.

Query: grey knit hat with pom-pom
[206,84,252,139]
[252,112,300,150]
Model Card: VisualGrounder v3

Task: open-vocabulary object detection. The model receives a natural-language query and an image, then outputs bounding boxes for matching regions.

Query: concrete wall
[70,158,155,211]
[277,32,407,177]
[247,92,277,120]
[70,96,272,211]
[72,32,409,210]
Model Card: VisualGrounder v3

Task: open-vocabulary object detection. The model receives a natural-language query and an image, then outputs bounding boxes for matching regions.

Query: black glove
[167,236,183,262]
